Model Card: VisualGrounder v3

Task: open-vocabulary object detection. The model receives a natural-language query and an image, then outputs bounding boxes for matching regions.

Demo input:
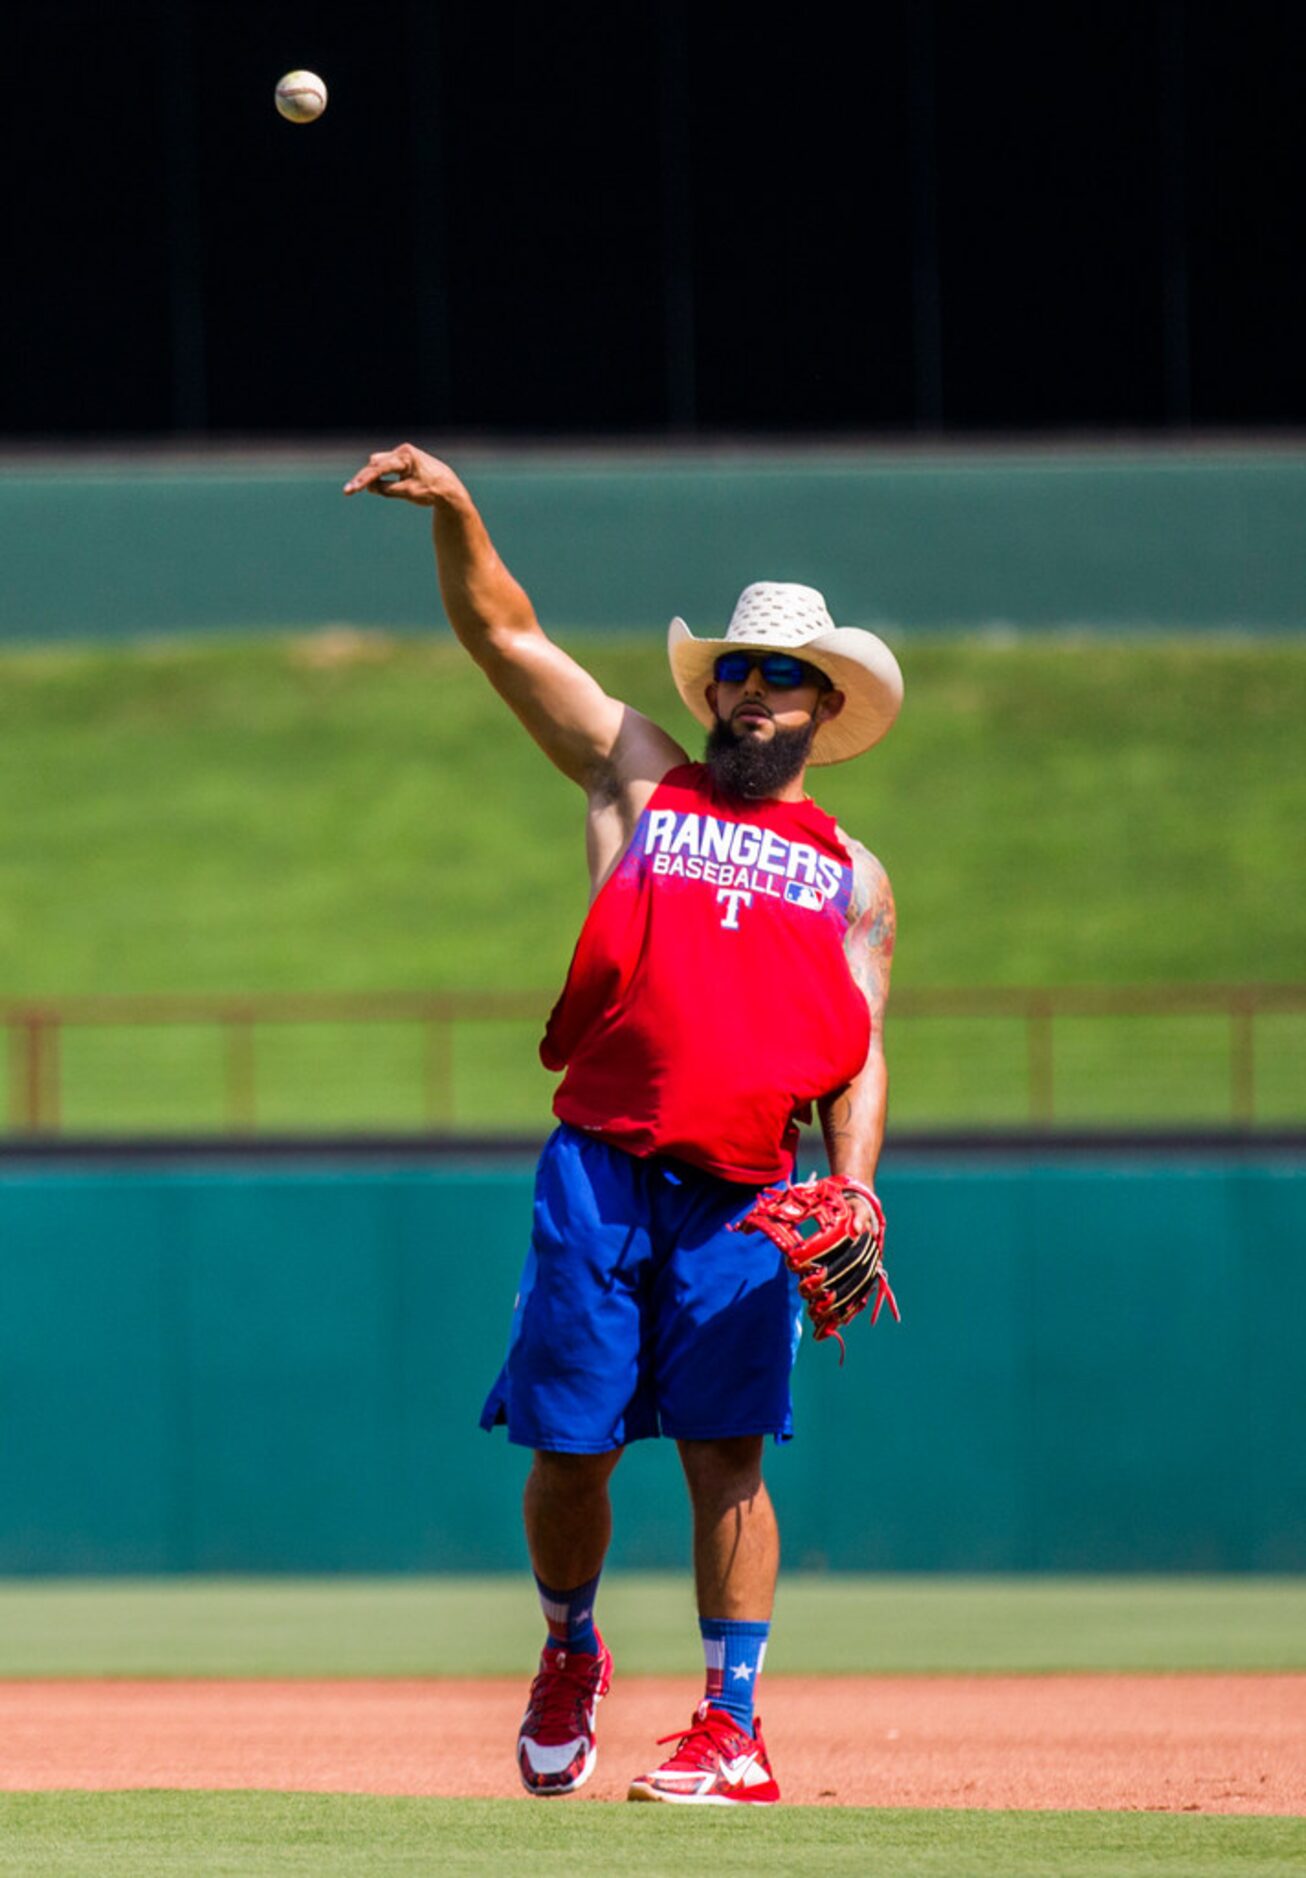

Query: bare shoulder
[586,709,688,821]
[834,825,896,1020]
[584,708,691,896]
[601,707,691,805]
[836,826,894,929]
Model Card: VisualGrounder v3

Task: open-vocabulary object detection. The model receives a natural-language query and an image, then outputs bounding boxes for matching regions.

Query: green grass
[0,632,1302,1129]
[0,1794,1300,1877]
[2,1577,1302,1872]
[0,1575,1301,1677]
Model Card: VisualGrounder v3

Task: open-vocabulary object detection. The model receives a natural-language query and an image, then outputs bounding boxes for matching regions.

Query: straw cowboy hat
[667,582,903,765]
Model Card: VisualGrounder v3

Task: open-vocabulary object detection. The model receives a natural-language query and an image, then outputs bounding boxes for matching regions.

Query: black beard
[704,714,817,799]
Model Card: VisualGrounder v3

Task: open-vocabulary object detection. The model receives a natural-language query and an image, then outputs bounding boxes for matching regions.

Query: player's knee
[528,1447,623,1503]
[678,1434,765,1502]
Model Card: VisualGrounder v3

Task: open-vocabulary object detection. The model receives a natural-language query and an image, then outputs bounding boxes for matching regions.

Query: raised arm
[344,443,681,791]
[817,841,895,1202]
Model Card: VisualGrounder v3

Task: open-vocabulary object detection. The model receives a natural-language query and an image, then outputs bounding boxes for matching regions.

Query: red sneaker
[627,1701,781,1805]
[516,1635,613,1797]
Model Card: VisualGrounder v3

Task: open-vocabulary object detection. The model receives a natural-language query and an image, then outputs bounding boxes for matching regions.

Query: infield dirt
[1,1675,1301,1815]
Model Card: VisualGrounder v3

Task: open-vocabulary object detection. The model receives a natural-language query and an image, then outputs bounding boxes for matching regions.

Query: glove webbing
[731,1177,899,1362]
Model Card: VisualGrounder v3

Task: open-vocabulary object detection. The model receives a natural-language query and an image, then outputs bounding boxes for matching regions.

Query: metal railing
[4,992,544,1135]
[881,982,1304,1129]
[3,985,1303,1137]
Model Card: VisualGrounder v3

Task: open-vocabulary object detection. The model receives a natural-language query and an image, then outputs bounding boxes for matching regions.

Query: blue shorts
[480,1125,802,1452]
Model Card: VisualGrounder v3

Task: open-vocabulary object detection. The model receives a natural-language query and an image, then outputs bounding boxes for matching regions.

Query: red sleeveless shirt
[541,764,871,1184]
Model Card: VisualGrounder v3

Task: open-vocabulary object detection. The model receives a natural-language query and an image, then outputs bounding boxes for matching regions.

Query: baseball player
[345,443,901,1805]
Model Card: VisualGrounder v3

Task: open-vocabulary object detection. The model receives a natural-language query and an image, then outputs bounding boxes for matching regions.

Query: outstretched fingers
[342,445,420,498]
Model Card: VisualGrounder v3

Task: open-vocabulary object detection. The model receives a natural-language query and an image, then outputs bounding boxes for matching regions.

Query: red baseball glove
[732,1175,899,1358]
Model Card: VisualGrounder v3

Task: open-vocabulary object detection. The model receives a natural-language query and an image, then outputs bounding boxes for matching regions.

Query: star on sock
[699,1617,769,1730]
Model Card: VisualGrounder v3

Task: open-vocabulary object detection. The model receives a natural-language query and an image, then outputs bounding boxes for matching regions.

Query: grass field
[0,1793,1301,1878]
[0,633,1302,1131]
[2,632,1301,994]
[0,1574,1302,1676]
[0,1576,1302,1874]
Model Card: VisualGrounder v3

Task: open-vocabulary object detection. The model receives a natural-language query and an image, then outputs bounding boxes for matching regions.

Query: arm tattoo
[821,1087,858,1155]
[843,840,896,1038]
[816,838,895,1179]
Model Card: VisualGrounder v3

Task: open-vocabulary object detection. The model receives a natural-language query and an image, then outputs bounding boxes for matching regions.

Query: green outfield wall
[0,1149,1302,1574]
[2,444,1304,640]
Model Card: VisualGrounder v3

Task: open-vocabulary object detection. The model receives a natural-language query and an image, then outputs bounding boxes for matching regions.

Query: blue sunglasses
[713,651,829,690]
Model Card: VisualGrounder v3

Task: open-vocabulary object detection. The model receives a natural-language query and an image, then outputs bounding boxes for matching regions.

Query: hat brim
[667,618,903,765]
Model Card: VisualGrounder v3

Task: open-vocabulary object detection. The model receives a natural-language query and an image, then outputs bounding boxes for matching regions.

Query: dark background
[3,0,1303,440]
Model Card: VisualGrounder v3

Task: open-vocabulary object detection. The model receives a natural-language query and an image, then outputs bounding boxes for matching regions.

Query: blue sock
[534,1570,601,1656]
[699,1617,769,1730]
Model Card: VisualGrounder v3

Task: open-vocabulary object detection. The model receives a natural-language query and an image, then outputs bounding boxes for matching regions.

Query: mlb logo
[784,880,825,911]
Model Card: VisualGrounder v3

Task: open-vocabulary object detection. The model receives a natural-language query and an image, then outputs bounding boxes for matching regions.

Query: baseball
[274,70,328,124]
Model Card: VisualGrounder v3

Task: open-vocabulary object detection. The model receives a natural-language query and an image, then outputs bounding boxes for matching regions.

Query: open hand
[343,443,464,506]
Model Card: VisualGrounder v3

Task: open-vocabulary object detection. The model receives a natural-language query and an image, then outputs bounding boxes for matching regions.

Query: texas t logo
[717,887,754,929]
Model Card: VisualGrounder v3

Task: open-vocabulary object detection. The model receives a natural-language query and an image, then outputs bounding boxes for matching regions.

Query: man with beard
[345,442,902,1806]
